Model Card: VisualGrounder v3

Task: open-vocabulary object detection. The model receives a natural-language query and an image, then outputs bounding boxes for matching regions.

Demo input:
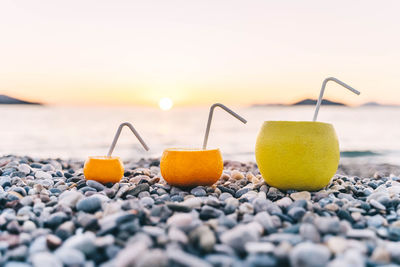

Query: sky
[1,0,400,107]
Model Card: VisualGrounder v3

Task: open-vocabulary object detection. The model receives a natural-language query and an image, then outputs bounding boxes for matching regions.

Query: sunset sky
[1,0,399,107]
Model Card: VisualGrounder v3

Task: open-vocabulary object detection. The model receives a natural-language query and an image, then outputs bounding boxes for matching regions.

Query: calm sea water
[1,105,399,165]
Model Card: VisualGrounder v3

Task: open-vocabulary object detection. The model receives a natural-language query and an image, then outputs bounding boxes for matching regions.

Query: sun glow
[159,97,173,111]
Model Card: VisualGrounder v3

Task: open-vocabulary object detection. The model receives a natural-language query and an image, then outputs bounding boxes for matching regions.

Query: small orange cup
[160,148,223,187]
[83,156,124,184]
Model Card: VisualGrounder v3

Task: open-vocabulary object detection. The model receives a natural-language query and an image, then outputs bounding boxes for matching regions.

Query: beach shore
[0,155,399,266]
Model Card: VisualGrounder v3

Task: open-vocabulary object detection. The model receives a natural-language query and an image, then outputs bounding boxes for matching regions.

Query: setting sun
[159,97,173,111]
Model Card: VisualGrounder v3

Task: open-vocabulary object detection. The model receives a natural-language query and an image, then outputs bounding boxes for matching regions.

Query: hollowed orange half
[83,156,124,184]
[160,148,223,187]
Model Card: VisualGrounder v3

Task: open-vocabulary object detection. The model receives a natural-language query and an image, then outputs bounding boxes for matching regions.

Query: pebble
[299,223,320,243]
[76,195,102,213]
[290,191,311,201]
[31,252,62,267]
[125,184,150,197]
[0,156,399,266]
[189,225,216,252]
[288,207,306,221]
[245,242,274,254]
[347,229,376,239]
[290,243,331,267]
[140,196,155,207]
[86,179,106,191]
[220,223,263,253]
[46,234,62,250]
[370,199,386,210]
[167,247,212,267]
[34,171,52,180]
[17,164,31,175]
[190,187,207,197]
[231,170,244,180]
[315,216,341,234]
[54,248,85,266]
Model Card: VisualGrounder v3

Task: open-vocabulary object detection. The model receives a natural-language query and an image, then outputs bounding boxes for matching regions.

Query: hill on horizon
[0,95,42,105]
[292,98,346,106]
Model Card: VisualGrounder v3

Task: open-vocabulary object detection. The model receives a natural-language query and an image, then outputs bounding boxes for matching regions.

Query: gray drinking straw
[202,103,247,150]
[313,77,361,122]
[107,122,149,157]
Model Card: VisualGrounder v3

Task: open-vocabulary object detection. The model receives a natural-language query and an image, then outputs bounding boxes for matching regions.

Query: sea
[1,105,399,165]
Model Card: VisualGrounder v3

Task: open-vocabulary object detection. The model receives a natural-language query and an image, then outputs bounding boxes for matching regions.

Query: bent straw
[313,77,360,121]
[202,103,247,150]
[107,122,149,157]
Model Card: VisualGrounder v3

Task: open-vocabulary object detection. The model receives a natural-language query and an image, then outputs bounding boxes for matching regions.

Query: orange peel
[160,148,223,187]
[83,156,124,184]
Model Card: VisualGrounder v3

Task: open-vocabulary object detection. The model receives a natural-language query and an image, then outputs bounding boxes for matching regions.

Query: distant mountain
[291,98,346,106]
[251,103,286,107]
[360,102,399,107]
[361,102,381,107]
[0,95,41,105]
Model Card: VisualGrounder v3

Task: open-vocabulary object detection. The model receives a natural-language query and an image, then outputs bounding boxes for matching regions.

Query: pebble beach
[1,155,400,267]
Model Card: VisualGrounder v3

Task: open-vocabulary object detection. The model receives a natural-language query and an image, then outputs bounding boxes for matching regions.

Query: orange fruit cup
[160,148,224,187]
[83,156,124,184]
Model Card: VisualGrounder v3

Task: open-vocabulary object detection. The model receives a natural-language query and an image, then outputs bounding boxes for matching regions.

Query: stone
[44,212,69,229]
[62,232,96,256]
[168,227,188,243]
[299,223,320,243]
[205,254,237,267]
[167,213,194,229]
[275,197,293,208]
[231,170,244,180]
[34,171,52,180]
[167,248,212,267]
[289,243,331,267]
[290,191,311,201]
[140,196,155,207]
[267,187,285,201]
[245,242,274,254]
[288,207,306,221]
[46,234,62,250]
[200,205,223,220]
[18,164,31,175]
[22,221,36,232]
[54,248,85,266]
[387,227,400,241]
[190,187,207,197]
[76,195,102,213]
[136,249,168,267]
[189,225,216,252]
[245,254,278,267]
[346,229,376,239]
[0,176,11,188]
[220,222,263,253]
[370,199,386,210]
[58,191,83,208]
[315,216,341,234]
[86,180,106,191]
[371,246,391,263]
[367,214,385,228]
[115,243,148,267]
[235,188,250,198]
[326,236,348,254]
[239,202,254,214]
[31,252,62,267]
[125,184,150,197]
[254,212,277,234]
[166,203,192,212]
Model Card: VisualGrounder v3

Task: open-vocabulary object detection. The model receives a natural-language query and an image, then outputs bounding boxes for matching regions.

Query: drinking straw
[107,122,149,157]
[313,77,360,121]
[202,103,247,150]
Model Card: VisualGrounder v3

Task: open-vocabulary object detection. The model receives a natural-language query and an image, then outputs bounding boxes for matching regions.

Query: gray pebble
[76,196,102,213]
